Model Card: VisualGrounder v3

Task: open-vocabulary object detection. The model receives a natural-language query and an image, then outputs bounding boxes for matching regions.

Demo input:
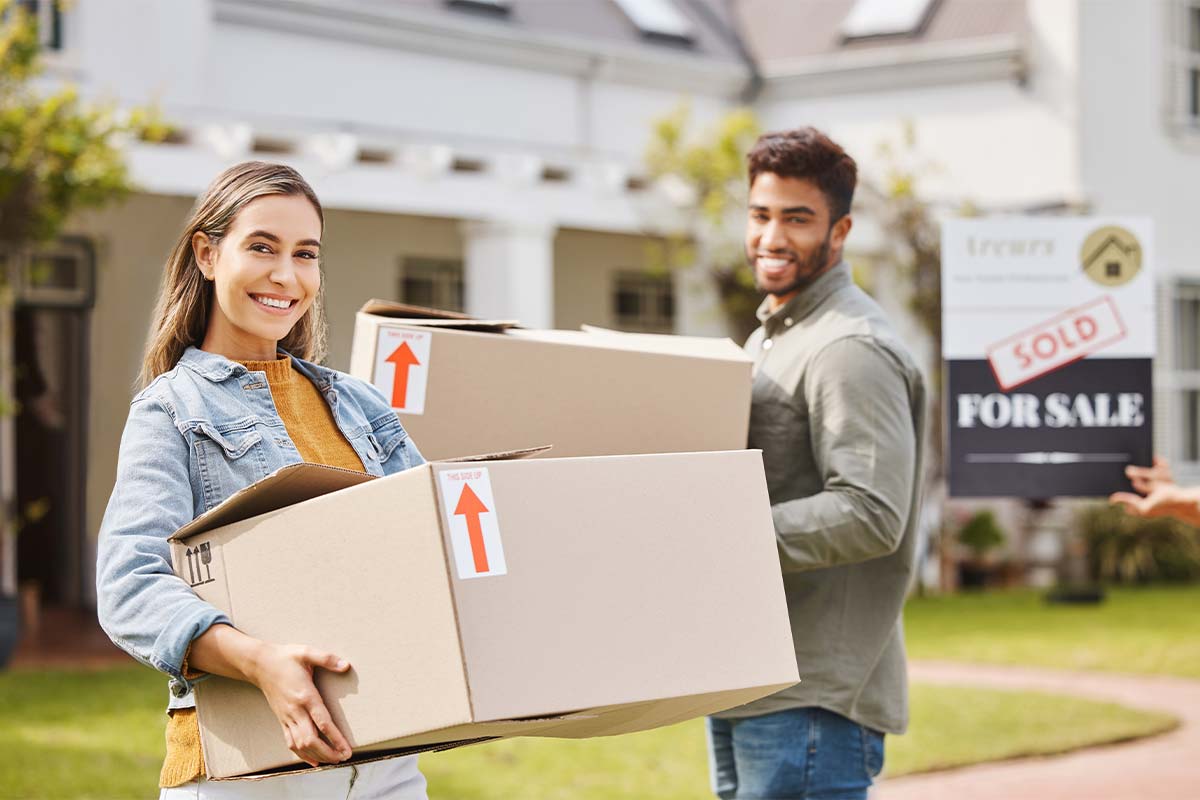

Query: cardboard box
[348,300,752,461]
[170,449,797,779]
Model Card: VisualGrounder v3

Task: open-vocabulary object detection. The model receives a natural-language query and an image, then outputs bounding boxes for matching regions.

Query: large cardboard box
[170,449,797,779]
[348,301,752,461]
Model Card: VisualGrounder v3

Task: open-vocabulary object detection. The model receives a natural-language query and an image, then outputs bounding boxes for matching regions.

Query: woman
[96,162,428,798]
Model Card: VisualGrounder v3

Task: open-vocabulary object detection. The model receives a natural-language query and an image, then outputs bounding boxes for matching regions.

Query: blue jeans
[706,707,885,800]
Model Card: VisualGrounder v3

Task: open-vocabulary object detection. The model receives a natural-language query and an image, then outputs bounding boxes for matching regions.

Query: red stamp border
[984,295,1127,391]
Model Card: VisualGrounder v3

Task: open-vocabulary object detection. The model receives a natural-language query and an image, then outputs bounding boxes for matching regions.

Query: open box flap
[169,463,376,542]
[434,446,552,463]
[359,299,519,332]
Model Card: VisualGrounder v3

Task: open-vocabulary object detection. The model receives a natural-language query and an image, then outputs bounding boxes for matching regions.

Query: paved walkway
[876,661,1200,800]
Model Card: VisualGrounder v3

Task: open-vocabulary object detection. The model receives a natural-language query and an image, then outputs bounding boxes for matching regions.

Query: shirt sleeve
[770,336,919,572]
[95,396,232,689]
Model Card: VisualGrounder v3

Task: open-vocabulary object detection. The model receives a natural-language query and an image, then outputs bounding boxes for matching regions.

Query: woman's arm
[97,396,351,766]
[188,624,352,767]
[96,396,232,685]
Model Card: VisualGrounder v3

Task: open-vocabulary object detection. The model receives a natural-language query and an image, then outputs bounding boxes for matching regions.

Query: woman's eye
[295,250,318,260]
[250,243,273,254]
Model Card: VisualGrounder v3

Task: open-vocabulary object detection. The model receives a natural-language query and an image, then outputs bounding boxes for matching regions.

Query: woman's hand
[245,643,354,767]
[187,624,353,767]
[1124,456,1175,495]
[1110,482,1200,527]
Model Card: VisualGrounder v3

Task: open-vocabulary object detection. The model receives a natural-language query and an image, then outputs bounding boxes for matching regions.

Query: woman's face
[194,194,322,361]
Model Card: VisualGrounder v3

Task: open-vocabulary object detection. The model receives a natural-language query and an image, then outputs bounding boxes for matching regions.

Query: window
[840,0,936,40]
[4,237,94,309]
[399,258,464,312]
[1173,281,1200,461]
[1170,2,1200,128]
[612,271,675,333]
[611,0,693,44]
[13,0,62,50]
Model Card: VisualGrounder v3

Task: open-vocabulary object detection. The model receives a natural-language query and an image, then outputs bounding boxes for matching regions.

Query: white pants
[159,755,426,800]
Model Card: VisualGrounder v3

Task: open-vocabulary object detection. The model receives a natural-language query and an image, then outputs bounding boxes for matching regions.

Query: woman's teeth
[253,295,292,309]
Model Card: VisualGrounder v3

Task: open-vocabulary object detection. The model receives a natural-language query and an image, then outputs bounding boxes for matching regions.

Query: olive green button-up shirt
[717,262,927,735]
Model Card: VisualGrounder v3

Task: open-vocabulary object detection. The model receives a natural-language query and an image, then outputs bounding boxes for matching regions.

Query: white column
[460,219,557,329]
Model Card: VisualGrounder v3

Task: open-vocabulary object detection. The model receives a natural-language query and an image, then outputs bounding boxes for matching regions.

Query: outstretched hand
[1110,456,1200,526]
[1124,456,1175,495]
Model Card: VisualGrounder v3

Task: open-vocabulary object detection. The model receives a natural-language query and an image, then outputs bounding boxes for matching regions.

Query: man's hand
[1110,483,1200,527]
[1124,456,1175,495]
[247,644,354,767]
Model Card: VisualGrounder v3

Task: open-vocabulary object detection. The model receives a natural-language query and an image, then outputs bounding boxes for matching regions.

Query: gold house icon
[1081,226,1141,287]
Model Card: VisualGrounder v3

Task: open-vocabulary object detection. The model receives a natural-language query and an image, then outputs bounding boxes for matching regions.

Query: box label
[438,467,507,579]
[372,328,432,414]
[183,541,217,587]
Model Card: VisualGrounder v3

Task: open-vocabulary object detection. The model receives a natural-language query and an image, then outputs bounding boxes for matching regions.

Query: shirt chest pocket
[361,414,415,474]
[189,420,270,511]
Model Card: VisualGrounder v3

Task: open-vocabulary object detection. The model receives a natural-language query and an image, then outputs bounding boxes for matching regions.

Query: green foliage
[0,0,167,249]
[1078,503,1200,584]
[956,509,1006,558]
[644,103,761,341]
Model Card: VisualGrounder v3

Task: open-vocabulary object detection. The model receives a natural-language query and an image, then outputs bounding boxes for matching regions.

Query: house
[6,0,1200,618]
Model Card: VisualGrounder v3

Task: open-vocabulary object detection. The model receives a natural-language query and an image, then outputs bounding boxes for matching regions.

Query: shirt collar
[755,261,852,332]
[178,346,337,389]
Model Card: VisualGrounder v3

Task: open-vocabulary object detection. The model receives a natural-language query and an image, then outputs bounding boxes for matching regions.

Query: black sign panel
[947,358,1153,498]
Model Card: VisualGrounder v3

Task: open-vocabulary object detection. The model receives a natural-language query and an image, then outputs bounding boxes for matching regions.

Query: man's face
[745,173,851,306]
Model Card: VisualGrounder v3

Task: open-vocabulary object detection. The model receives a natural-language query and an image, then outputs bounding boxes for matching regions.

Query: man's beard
[750,229,833,298]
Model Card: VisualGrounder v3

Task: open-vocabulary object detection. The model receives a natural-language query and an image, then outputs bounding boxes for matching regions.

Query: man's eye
[295,250,318,260]
[250,243,273,254]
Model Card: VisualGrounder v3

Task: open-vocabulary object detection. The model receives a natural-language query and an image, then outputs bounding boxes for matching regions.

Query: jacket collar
[755,261,852,334]
[177,346,338,390]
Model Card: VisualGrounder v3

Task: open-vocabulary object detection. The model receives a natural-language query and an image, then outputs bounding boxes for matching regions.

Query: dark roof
[734,0,1025,65]
[383,0,748,63]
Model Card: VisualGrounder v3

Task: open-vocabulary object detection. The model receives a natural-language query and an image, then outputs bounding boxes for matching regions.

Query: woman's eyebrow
[245,230,321,247]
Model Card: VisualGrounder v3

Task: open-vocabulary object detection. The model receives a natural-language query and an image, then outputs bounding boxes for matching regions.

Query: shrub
[1079,504,1200,584]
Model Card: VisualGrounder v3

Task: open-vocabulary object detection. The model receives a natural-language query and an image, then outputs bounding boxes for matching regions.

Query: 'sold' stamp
[985,296,1126,390]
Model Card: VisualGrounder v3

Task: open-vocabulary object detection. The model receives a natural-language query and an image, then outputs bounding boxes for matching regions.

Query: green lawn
[904,583,1200,678]
[0,665,1176,800]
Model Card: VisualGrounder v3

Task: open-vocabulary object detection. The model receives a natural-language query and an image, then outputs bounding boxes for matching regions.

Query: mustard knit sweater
[160,355,367,788]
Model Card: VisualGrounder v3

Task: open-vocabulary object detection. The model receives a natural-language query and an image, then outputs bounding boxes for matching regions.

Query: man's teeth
[759,258,791,269]
[254,295,291,309]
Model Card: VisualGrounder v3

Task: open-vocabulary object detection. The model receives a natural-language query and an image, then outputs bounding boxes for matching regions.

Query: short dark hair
[747,127,857,221]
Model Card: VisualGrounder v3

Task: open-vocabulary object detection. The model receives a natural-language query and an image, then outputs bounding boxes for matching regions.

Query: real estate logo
[1081,225,1142,287]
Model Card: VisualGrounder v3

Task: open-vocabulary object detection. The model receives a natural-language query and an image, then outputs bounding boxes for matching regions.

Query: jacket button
[170,680,187,698]
[784,317,793,326]
[762,339,773,350]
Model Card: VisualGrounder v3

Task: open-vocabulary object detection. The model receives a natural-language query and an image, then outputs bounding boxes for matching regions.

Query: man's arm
[772,336,919,572]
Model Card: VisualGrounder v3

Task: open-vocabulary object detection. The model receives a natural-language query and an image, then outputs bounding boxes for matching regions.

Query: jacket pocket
[190,420,268,510]
[365,413,412,471]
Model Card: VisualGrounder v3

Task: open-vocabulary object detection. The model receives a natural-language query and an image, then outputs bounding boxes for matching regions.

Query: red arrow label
[385,342,421,409]
[454,483,491,573]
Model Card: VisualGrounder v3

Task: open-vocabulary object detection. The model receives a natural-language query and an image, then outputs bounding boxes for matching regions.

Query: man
[706,127,926,800]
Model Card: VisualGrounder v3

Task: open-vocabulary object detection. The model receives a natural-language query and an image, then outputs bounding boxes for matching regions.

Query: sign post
[942,219,1154,498]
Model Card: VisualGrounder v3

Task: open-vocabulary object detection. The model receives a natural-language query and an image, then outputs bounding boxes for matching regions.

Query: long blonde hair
[138,161,328,388]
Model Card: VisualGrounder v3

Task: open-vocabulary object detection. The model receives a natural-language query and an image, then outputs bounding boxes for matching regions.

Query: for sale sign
[942,219,1154,497]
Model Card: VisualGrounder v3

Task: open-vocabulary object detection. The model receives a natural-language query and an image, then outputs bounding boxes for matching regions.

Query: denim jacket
[96,347,423,709]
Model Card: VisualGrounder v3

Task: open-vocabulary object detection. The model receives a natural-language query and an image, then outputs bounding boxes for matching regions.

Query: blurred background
[1,1,1198,798]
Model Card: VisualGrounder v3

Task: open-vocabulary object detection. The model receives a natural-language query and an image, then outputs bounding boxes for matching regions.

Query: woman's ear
[192,231,216,281]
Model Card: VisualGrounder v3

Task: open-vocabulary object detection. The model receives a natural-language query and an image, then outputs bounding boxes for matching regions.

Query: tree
[0,0,167,609]
[644,103,761,341]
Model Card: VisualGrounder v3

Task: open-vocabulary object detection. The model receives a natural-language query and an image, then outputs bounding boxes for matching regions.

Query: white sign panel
[437,467,507,580]
[942,218,1154,498]
[372,327,432,415]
